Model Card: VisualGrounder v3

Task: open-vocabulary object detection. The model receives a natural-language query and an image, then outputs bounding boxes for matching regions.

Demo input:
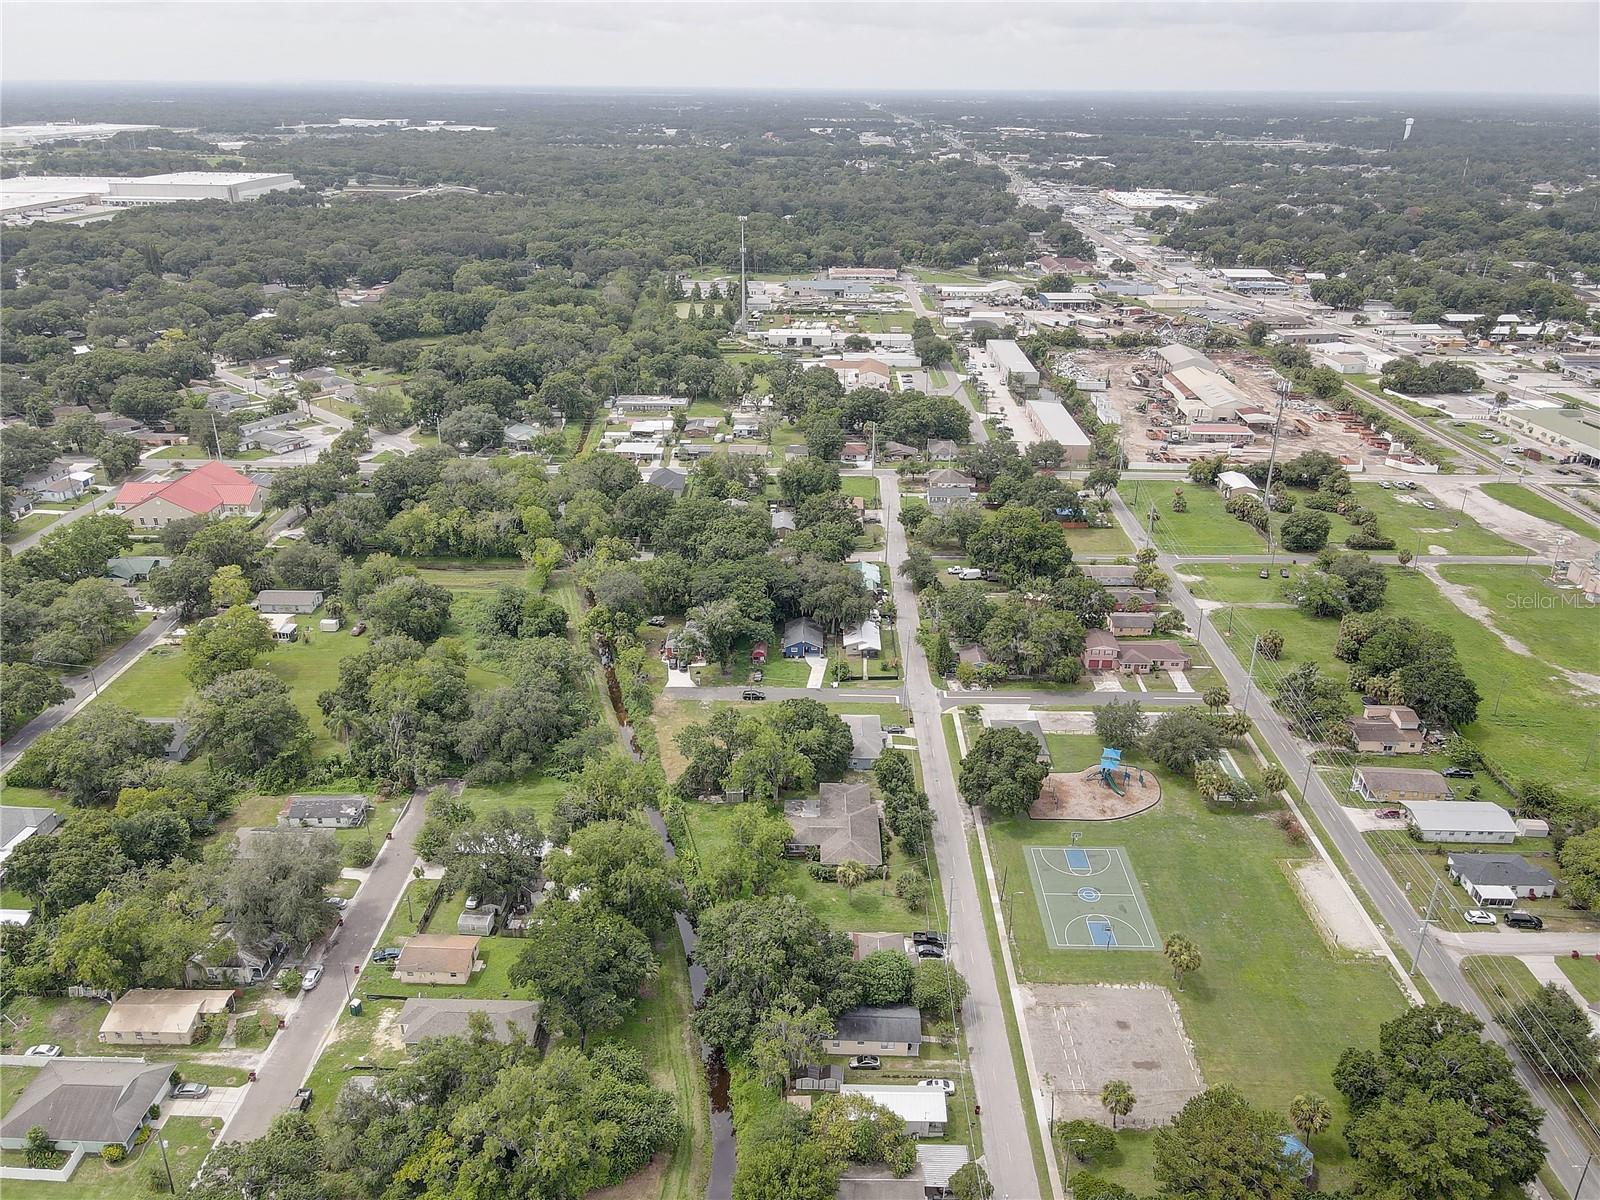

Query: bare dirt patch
[1032,766,1162,821]
[1419,564,1534,657]
[1024,982,1204,1127]
[1286,860,1385,955]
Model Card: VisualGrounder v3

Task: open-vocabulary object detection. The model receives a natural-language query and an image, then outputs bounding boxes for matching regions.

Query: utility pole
[737,215,748,331]
[157,1136,175,1195]
[1260,380,1289,561]
[1411,879,1444,975]
[1240,637,1259,714]
[1576,1152,1593,1199]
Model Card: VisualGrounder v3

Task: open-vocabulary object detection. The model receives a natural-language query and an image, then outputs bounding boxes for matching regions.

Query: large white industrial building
[985,339,1040,391]
[1024,398,1091,462]
[1,171,300,216]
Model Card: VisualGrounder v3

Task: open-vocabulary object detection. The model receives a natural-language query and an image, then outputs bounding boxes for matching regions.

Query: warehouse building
[986,338,1040,395]
[1162,366,1251,422]
[2,171,300,207]
[1024,398,1091,462]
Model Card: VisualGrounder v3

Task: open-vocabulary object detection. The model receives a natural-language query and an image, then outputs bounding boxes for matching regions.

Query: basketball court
[1025,844,1160,951]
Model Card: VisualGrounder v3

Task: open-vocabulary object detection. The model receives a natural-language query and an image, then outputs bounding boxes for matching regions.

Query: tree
[968,503,1070,585]
[361,575,453,642]
[9,705,171,806]
[1100,1079,1136,1129]
[854,949,914,1007]
[1278,509,1330,553]
[1346,1094,1498,1200]
[1256,628,1284,660]
[1560,829,1600,909]
[900,548,940,592]
[443,808,546,908]
[1201,686,1230,713]
[437,404,504,453]
[1054,1118,1116,1164]
[749,995,836,1089]
[271,541,343,592]
[509,900,655,1046]
[222,828,340,950]
[1164,933,1201,990]
[732,1140,840,1200]
[185,604,274,686]
[948,1162,994,1200]
[1507,983,1600,1081]
[187,668,312,782]
[543,819,679,936]
[1152,1086,1302,1200]
[1287,1092,1331,1144]
[1092,699,1146,752]
[836,858,868,896]
[1142,711,1223,774]
[895,871,932,912]
[21,513,132,583]
[911,958,968,1020]
[147,553,216,620]
[958,726,1048,818]
[1,664,71,736]
[811,1092,918,1175]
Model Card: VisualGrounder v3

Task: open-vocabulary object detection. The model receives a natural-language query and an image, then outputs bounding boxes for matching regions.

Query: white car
[301,965,325,991]
[945,565,965,575]
[1464,909,1498,926]
[24,1044,61,1058]
[917,1078,957,1096]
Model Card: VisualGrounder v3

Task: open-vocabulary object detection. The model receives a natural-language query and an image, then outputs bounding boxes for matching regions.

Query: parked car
[917,1078,957,1096]
[1280,567,1289,578]
[465,895,480,910]
[848,1056,881,1070]
[291,1088,313,1113]
[1441,767,1474,779]
[915,944,947,959]
[1505,911,1544,930]
[172,1082,211,1099]
[1258,568,1270,579]
[1374,808,1406,820]
[24,1044,61,1058]
[646,616,667,627]
[325,896,348,910]
[912,931,946,947]
[885,724,906,734]
[741,689,766,701]
[945,565,966,575]
[1463,909,1497,926]
[350,621,367,636]
[371,947,401,964]
[301,965,324,991]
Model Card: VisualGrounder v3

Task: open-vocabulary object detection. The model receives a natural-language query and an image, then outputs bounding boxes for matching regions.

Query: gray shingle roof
[398,998,541,1045]
[833,1004,921,1045]
[0,1060,172,1147]
[1447,853,1556,890]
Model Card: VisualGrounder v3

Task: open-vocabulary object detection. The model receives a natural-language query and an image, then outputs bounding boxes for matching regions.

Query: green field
[1558,955,1600,1003]
[3,511,59,543]
[1117,480,1263,554]
[840,475,881,507]
[983,738,1405,1181]
[456,772,567,822]
[1481,482,1600,542]
[839,311,915,333]
[1063,523,1135,557]
[1437,564,1599,677]
[1350,485,1521,557]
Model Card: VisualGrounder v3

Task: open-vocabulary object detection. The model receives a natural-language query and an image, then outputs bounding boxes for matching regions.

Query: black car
[915,944,946,960]
[1441,767,1475,779]
[1505,911,1544,929]
[371,947,401,964]
[885,724,907,735]
[741,689,766,701]
[291,1088,313,1113]
[912,931,946,947]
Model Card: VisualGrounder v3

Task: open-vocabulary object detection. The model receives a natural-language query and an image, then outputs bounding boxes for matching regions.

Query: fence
[0,1146,86,1183]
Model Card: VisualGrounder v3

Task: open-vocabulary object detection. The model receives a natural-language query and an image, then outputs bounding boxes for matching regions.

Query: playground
[1030,747,1162,821]
[1025,843,1161,951]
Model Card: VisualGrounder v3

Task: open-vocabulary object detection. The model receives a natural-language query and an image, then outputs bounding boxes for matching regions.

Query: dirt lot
[1024,982,1205,1127]
[1074,347,1382,469]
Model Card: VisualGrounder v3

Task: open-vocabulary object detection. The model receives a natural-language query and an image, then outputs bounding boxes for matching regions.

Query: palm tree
[1164,933,1201,991]
[835,859,867,896]
[1202,686,1230,713]
[1100,1079,1136,1129]
[1264,765,1290,796]
[1288,1092,1332,1145]
[1194,762,1226,804]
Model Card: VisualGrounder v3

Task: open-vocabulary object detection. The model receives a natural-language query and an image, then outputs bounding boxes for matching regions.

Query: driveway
[166,1085,247,1123]
[220,791,426,1141]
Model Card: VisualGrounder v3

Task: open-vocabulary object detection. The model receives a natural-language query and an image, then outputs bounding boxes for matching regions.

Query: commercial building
[1024,399,1092,462]
[1216,471,1259,499]
[757,324,846,350]
[985,339,1039,393]
[1400,801,1519,845]
[1,171,299,207]
[114,460,262,528]
[1102,189,1208,212]
[1162,366,1250,422]
[1498,407,1600,464]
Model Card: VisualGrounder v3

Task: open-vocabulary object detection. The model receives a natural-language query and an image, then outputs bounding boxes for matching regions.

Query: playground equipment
[1095,748,1132,796]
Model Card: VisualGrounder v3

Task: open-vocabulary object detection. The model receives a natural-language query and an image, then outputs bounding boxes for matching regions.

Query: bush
[1054,1117,1116,1163]
[894,871,932,911]
[343,830,377,868]
[146,1162,173,1193]
[102,1143,127,1164]
[134,1126,152,1145]
[1072,1174,1135,1200]
[279,967,303,994]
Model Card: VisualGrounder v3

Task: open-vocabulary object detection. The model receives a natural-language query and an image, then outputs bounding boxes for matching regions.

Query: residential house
[265,613,299,642]
[1447,853,1557,903]
[926,439,960,461]
[985,717,1051,763]
[98,988,234,1046]
[842,619,882,659]
[782,616,826,658]
[20,459,95,503]
[0,1060,175,1153]
[398,998,542,1047]
[393,934,480,985]
[840,441,871,465]
[1347,704,1424,754]
[1081,564,1138,586]
[106,555,171,583]
[1082,629,1120,671]
[879,440,919,461]
[204,390,259,414]
[280,793,370,829]
[854,560,883,594]
[246,427,313,453]
[926,468,976,512]
[186,925,286,986]
[840,1084,947,1137]
[838,1164,926,1200]
[0,806,63,879]
[1105,587,1158,612]
[1351,766,1452,805]
[502,421,543,450]
[917,1144,973,1198]
[114,460,262,529]
[1080,630,1192,674]
[1216,470,1261,499]
[256,589,323,614]
[1400,800,1518,845]
[844,714,885,770]
[823,1004,921,1057]
[1108,611,1157,635]
[647,466,688,497]
[786,782,883,868]
[771,508,797,537]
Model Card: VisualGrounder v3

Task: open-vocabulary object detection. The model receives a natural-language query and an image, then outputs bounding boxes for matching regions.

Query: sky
[3,1,1596,98]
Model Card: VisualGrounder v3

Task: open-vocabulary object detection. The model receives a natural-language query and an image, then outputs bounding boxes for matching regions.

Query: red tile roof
[116,460,259,516]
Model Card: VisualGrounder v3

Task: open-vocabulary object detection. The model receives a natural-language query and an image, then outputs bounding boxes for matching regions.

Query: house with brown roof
[1081,631,1191,675]
[1351,766,1452,805]
[1347,704,1424,754]
[113,460,262,529]
[393,934,480,985]
[1108,611,1157,635]
[99,988,234,1046]
[1105,587,1158,612]
[785,782,883,868]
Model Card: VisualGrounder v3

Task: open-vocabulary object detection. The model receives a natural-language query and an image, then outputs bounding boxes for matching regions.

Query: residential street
[1105,488,1599,1198]
[221,791,427,1142]
[7,488,121,553]
[879,471,1046,1200]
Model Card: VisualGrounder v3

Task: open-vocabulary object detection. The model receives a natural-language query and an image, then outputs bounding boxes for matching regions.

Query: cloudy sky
[4,1,1596,97]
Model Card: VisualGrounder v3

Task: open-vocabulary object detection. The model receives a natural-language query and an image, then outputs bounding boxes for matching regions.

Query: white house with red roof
[114,460,262,529]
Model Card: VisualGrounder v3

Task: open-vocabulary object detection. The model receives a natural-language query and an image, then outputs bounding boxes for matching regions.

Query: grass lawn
[1062,523,1134,557]
[1351,485,1521,557]
[682,800,942,933]
[1117,480,1263,555]
[841,475,882,507]
[1557,955,1600,1003]
[416,559,531,592]
[841,311,915,334]
[1437,565,1599,677]
[457,772,566,823]
[982,738,1405,1184]
[300,998,408,1123]
[1176,562,1294,605]
[3,511,59,543]
[1481,483,1600,542]
[0,1114,223,1200]
[929,369,949,388]
[1,1066,38,1117]
[600,938,709,1200]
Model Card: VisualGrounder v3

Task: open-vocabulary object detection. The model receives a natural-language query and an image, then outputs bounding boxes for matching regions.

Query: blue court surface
[1024,845,1160,951]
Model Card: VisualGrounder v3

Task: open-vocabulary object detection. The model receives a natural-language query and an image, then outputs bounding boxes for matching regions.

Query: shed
[457,903,501,935]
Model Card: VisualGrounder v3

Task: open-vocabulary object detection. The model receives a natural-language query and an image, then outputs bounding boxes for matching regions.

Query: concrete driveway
[166,1085,247,1123]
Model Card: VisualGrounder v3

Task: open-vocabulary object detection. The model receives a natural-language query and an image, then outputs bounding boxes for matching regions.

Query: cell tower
[737,215,748,330]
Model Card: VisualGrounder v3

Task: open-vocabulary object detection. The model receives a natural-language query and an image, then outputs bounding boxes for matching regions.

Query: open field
[1437,564,1600,677]
[1118,480,1263,555]
[1354,485,1522,557]
[1062,523,1135,557]
[1481,483,1600,542]
[456,772,566,822]
[982,737,1404,1183]
[3,512,58,543]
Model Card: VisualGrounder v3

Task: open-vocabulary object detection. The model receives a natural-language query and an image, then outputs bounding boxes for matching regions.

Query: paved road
[222,790,427,1142]
[0,611,180,769]
[8,489,121,553]
[880,472,1045,1200]
[664,684,907,704]
[1106,488,1598,1195]
[937,689,1200,710]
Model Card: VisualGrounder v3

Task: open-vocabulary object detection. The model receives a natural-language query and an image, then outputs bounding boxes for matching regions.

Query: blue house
[782,617,826,658]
